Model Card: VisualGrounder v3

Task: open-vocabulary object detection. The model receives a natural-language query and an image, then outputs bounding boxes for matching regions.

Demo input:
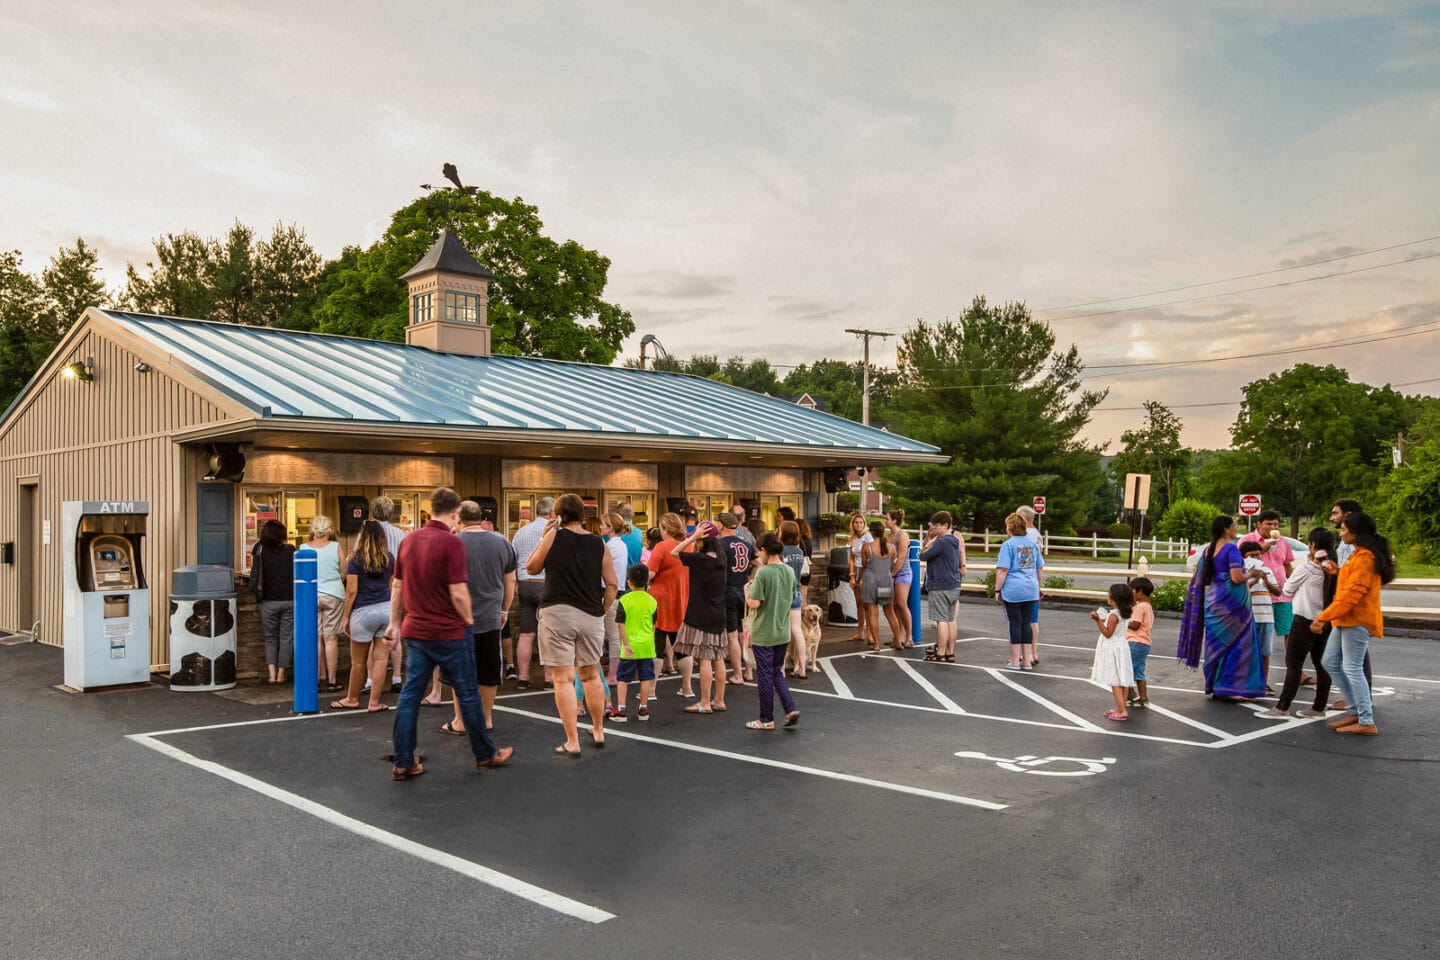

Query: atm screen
[99,549,118,561]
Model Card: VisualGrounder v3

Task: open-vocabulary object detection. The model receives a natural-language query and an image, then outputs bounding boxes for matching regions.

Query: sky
[3,1,1439,450]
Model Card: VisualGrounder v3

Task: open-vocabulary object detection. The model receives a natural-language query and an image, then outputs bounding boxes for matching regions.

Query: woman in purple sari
[1177,516,1264,699]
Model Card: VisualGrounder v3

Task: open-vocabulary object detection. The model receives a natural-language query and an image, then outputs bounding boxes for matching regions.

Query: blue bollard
[908,539,922,646]
[293,547,318,714]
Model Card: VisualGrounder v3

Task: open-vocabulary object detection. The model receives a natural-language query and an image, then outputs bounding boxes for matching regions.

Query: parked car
[1185,536,1308,575]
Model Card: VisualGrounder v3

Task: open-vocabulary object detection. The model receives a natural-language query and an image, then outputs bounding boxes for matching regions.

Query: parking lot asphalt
[4,599,1439,960]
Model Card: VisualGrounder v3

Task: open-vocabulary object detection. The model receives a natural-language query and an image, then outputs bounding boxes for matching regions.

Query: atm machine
[62,501,151,691]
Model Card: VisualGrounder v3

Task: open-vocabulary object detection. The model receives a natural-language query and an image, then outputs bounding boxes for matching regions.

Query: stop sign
[1238,494,1262,516]
[1032,496,1046,515]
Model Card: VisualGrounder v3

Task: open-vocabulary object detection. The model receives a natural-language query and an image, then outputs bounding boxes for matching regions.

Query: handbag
[874,584,894,603]
[250,544,265,601]
[800,554,812,578]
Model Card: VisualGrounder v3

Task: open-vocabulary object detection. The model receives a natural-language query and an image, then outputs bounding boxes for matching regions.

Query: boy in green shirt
[613,564,658,722]
[746,535,799,730]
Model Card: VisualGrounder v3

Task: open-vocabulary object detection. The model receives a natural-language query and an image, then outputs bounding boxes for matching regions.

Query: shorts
[317,594,345,635]
[470,627,503,686]
[894,567,913,586]
[1253,621,1275,658]
[1030,602,1041,625]
[537,603,605,667]
[616,657,656,683]
[517,579,546,634]
[604,601,621,660]
[348,602,390,642]
[725,595,746,633]
[1273,602,1294,637]
[927,588,960,624]
[1128,641,1149,682]
[656,628,678,656]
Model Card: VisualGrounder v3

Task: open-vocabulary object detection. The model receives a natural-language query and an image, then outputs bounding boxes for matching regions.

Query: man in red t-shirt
[386,487,513,780]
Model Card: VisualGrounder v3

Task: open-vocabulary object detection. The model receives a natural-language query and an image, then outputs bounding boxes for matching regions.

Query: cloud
[1279,245,1366,268]
[625,271,738,299]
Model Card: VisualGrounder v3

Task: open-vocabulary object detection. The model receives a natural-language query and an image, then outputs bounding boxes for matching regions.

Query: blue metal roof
[103,311,942,458]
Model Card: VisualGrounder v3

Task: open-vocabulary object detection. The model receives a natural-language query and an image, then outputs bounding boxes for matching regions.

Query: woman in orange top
[1312,511,1394,735]
[647,512,694,698]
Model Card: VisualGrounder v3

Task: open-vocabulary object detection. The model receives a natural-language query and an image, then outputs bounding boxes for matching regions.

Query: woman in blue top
[306,515,347,692]
[331,520,394,712]
[779,521,809,679]
[993,512,1043,670]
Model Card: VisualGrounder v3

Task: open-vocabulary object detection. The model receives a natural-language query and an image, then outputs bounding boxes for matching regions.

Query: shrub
[836,492,859,513]
[1108,522,1132,539]
[1155,498,1224,545]
[1042,575,1073,590]
[1150,578,1188,612]
[982,570,996,597]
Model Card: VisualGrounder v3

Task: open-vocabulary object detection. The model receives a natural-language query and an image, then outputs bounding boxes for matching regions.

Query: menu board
[247,451,454,486]
[685,465,803,492]
[502,459,657,490]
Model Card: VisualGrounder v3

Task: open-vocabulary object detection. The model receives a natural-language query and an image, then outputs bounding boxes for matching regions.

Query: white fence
[836,529,1190,560]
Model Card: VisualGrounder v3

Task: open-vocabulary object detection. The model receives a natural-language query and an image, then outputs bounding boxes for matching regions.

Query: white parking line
[986,667,1101,732]
[892,658,966,714]
[492,704,1008,811]
[818,657,855,699]
[1030,640,1440,685]
[126,731,615,923]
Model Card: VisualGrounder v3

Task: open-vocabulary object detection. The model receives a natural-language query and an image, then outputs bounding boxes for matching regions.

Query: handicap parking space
[123,603,1440,950]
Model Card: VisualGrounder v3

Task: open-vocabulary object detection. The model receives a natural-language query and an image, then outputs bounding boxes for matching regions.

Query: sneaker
[604,705,617,719]
[1297,708,1327,718]
[390,679,402,693]
[637,706,650,721]
[504,665,518,681]
[1254,707,1290,719]
[646,694,658,702]
[363,679,372,691]
[611,706,628,723]
[678,690,696,699]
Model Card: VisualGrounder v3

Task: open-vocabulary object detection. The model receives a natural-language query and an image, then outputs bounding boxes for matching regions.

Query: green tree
[1108,401,1191,519]
[1373,400,1440,563]
[780,359,900,422]
[1154,497,1223,545]
[308,188,633,362]
[0,240,110,407]
[1227,364,1409,536]
[632,353,783,395]
[254,223,323,328]
[879,297,1108,531]
[123,230,217,317]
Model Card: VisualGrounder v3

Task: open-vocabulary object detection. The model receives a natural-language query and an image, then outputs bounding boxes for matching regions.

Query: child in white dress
[1091,582,1137,722]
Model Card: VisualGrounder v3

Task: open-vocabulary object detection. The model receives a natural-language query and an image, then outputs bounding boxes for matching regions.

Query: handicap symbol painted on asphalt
[954,751,1116,776]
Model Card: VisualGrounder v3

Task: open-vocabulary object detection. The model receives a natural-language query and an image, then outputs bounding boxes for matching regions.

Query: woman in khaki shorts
[525,493,619,757]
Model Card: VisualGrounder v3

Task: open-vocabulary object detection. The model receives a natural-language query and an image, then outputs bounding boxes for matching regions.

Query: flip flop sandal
[711,704,728,712]
[1103,710,1129,722]
[683,704,713,714]
[745,720,776,730]
[440,721,466,735]
[784,711,800,726]
[329,700,362,710]
[553,745,581,758]
[366,704,390,713]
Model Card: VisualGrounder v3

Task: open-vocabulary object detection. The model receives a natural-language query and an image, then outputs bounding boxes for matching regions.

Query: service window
[504,489,601,539]
[240,487,321,569]
[605,492,653,531]
[760,494,801,532]
[384,490,432,533]
[686,493,735,525]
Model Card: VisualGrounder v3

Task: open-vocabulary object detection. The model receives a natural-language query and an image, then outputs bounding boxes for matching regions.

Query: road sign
[1123,473,1151,512]
[1238,494,1262,516]
[1032,496,1046,515]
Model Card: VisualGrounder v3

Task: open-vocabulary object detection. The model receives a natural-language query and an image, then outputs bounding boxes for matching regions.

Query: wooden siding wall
[0,328,232,667]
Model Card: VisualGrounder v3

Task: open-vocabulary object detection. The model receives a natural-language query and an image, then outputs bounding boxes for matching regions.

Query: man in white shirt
[511,496,554,689]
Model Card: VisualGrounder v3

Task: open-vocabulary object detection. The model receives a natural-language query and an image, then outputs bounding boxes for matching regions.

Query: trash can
[169,565,237,691]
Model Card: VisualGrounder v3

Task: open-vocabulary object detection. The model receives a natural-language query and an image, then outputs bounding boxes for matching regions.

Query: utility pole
[845,327,892,516]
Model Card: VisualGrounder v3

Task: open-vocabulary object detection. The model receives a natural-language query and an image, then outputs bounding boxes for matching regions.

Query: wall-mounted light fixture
[61,357,94,382]
[134,362,151,373]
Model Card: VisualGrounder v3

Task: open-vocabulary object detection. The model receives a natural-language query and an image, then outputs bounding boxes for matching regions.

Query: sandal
[553,744,581,758]
[745,719,776,730]
[366,704,390,713]
[1103,709,1129,722]
[923,647,940,662]
[329,700,362,710]
[784,711,800,727]
[440,721,465,735]
[683,704,713,714]
[940,655,955,663]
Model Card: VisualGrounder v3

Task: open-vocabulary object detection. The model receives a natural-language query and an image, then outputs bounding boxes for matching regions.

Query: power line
[1041,250,1440,322]
[1034,234,1440,313]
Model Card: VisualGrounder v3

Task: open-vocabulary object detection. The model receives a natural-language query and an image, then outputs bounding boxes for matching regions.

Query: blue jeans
[1321,625,1374,725]
[392,637,498,767]
[1003,600,1036,646]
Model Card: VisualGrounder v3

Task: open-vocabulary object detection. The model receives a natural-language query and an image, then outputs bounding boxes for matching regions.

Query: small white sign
[41,520,50,545]
[1393,447,1403,467]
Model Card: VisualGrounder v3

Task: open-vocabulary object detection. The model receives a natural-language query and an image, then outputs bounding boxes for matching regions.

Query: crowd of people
[1177,499,1393,735]
[248,489,1395,779]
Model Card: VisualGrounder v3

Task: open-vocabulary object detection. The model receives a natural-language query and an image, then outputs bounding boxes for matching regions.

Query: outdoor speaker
[203,443,245,483]
[338,496,368,534]
[823,468,848,493]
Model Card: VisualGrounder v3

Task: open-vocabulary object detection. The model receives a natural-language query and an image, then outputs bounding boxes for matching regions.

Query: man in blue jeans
[386,486,514,780]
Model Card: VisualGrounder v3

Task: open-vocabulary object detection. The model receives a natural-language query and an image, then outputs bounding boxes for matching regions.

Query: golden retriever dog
[785,604,824,675]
